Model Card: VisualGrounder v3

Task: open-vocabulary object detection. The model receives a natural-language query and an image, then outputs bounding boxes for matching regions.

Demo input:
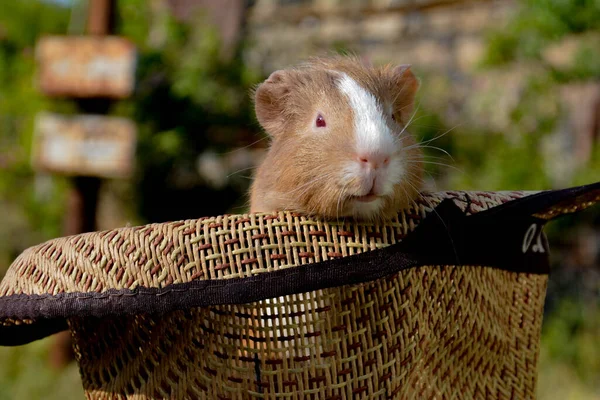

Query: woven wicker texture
[69,267,547,399]
[0,191,523,300]
[1,186,599,399]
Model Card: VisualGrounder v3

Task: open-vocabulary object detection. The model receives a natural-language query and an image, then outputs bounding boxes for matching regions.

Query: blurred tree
[400,0,600,194]
[0,0,266,267]
[0,0,263,395]
[483,0,600,68]
[0,1,71,276]
[116,0,263,222]
[0,2,84,399]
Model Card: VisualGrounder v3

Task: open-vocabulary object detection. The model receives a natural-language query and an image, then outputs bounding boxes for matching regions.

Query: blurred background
[0,0,598,398]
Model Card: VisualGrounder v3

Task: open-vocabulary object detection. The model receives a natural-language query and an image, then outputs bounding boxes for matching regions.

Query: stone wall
[242,0,518,140]
[245,0,514,76]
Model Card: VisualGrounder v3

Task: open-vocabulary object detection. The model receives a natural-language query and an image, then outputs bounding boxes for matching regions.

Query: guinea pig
[249,56,423,220]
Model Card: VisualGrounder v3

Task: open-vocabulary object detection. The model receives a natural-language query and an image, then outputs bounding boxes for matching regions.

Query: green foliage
[116,0,151,45]
[0,0,71,277]
[435,0,600,195]
[539,299,600,397]
[168,23,260,114]
[0,1,69,48]
[542,300,600,380]
[451,133,552,190]
[554,36,600,82]
[115,3,263,222]
[483,0,600,66]
[0,338,83,400]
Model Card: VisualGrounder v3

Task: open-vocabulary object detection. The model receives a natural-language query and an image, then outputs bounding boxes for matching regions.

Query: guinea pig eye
[391,113,397,122]
[315,114,326,128]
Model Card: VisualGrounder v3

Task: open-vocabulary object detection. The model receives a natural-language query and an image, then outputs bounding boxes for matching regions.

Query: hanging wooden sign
[32,112,137,179]
[36,36,137,98]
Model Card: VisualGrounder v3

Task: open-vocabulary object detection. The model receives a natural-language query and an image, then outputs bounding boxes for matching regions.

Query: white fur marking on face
[337,73,395,155]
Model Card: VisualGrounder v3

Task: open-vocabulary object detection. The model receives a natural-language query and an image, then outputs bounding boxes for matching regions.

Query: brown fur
[250,56,423,220]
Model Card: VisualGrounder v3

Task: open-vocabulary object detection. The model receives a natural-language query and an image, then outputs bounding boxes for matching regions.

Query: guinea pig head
[250,59,423,220]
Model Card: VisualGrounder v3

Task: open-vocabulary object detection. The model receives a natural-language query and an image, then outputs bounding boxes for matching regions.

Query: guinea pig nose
[357,154,389,169]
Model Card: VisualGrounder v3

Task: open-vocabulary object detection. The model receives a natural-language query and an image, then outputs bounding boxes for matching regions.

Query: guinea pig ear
[254,70,296,136]
[392,64,420,123]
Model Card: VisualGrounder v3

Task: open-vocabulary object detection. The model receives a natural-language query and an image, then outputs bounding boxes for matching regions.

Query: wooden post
[49,0,116,370]
[87,0,116,36]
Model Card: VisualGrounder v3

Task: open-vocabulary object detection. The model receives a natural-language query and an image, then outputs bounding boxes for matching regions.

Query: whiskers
[227,166,257,179]
[403,124,458,159]
[219,136,270,156]
[395,108,462,176]
[405,155,464,174]
[392,100,461,173]
[397,101,422,139]
[277,172,340,214]
[335,182,351,221]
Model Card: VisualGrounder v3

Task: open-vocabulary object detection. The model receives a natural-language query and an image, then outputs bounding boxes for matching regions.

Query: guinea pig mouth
[354,195,378,203]
[352,192,379,203]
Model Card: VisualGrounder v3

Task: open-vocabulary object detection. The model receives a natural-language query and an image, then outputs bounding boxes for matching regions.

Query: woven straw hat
[1,183,599,399]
